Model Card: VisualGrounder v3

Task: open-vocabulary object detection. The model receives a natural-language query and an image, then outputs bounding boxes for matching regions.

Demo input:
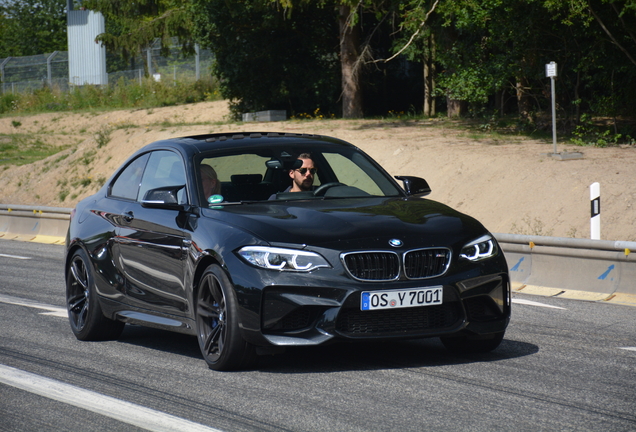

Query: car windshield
[196,143,403,205]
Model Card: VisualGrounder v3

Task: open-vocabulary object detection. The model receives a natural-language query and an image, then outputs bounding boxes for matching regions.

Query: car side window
[200,154,272,202]
[110,153,150,200]
[138,151,188,204]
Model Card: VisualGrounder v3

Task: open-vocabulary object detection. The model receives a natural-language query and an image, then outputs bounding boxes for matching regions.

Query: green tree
[0,10,8,56]
[377,0,441,116]
[432,0,542,118]
[189,0,340,118]
[82,0,194,59]
[275,0,370,118]
[544,0,636,68]
[63,0,636,127]
[433,0,636,123]
[543,0,636,122]
[82,0,434,119]
[0,0,70,57]
[277,0,440,118]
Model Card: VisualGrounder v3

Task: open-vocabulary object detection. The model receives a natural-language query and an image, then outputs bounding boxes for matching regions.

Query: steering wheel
[313,182,346,196]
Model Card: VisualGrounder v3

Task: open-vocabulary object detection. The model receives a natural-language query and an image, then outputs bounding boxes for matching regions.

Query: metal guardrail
[0,204,73,214]
[494,233,636,255]
[0,205,634,303]
[493,233,636,301]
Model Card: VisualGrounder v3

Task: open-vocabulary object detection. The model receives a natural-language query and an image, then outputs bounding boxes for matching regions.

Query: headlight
[460,235,498,261]
[237,246,331,272]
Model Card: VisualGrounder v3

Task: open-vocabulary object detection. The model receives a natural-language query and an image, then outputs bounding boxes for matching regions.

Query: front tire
[196,264,256,371]
[66,248,124,341]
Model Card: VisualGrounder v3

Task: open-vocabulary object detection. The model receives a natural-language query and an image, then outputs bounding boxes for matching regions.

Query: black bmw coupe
[65,132,510,370]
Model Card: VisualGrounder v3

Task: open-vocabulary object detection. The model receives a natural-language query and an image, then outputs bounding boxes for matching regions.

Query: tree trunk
[423,34,436,117]
[574,70,581,124]
[516,75,533,123]
[447,98,466,118]
[495,88,504,114]
[339,5,363,118]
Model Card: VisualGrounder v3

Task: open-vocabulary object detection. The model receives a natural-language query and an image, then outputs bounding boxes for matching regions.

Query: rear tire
[66,248,124,341]
[440,331,505,354]
[196,264,256,371]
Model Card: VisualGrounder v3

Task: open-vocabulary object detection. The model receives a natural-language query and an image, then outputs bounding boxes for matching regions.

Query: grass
[150,119,217,128]
[95,126,113,148]
[0,134,69,167]
[510,216,554,237]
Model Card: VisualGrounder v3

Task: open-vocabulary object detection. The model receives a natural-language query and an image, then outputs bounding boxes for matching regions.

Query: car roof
[141,132,356,158]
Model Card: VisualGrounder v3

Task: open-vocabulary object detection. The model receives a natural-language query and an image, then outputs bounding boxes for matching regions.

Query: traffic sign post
[544,62,583,161]
[546,62,558,154]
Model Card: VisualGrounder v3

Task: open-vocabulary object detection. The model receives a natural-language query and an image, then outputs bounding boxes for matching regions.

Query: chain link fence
[1,52,70,93]
[1,41,214,94]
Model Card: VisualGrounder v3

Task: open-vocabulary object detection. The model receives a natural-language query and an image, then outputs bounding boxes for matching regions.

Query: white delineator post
[590,182,600,240]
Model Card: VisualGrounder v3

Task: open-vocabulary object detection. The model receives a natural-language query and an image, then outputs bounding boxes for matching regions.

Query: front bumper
[254,272,510,347]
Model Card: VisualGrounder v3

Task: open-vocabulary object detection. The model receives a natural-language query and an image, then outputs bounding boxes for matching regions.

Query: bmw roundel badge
[389,239,403,248]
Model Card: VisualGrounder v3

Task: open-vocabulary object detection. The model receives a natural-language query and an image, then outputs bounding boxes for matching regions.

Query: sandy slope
[1,100,635,241]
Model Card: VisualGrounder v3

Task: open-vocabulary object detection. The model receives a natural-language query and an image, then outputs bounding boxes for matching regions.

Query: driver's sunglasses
[296,167,317,175]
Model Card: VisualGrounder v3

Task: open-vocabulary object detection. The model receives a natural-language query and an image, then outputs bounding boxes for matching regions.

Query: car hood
[203,197,488,250]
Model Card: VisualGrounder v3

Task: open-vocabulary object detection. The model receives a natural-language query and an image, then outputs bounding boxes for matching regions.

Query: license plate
[361,287,443,311]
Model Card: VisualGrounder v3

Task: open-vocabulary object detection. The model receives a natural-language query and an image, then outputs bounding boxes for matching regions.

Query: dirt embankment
[1,100,635,241]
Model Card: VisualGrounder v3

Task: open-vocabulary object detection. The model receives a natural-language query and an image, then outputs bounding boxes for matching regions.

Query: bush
[571,114,634,147]
[0,76,221,114]
[0,93,20,114]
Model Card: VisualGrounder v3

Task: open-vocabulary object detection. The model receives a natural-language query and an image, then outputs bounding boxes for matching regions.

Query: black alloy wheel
[66,248,124,340]
[196,264,256,371]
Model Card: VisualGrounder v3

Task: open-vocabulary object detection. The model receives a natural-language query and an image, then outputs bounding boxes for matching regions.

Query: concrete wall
[0,205,71,245]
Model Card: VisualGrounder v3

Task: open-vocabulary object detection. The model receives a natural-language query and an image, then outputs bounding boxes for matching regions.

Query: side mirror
[395,176,432,197]
[141,185,186,210]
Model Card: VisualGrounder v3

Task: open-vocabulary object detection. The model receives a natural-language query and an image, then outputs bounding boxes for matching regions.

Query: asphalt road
[1,239,635,432]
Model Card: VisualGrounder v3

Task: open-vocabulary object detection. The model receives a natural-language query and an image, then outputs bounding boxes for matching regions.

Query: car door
[114,150,191,315]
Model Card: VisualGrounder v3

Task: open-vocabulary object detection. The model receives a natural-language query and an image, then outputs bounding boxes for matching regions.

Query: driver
[269,153,316,199]
[288,153,316,192]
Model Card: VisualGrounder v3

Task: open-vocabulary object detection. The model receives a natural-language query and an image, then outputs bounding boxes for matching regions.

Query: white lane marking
[0,253,31,260]
[39,310,69,318]
[0,364,223,432]
[0,294,67,317]
[619,347,636,352]
[512,298,566,310]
